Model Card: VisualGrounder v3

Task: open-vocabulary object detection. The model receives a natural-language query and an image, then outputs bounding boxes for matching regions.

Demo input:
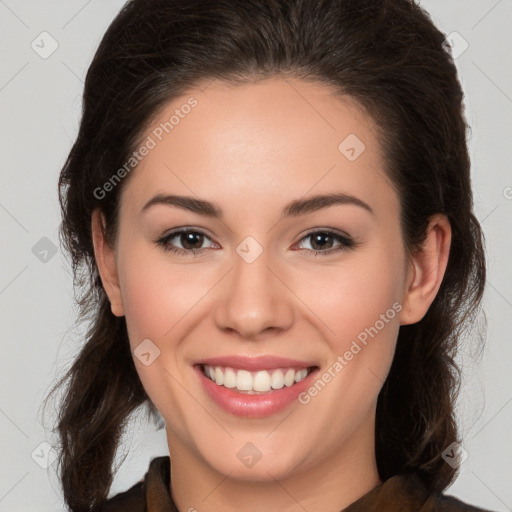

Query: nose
[213,248,294,340]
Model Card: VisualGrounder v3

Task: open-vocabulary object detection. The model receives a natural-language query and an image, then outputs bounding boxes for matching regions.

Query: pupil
[182,232,203,250]
[312,233,331,250]
[178,232,334,251]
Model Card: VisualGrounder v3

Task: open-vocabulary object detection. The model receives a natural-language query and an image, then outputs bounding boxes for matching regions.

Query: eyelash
[155,228,357,258]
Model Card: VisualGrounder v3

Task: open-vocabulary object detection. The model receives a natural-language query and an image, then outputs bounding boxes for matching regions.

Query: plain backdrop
[0,1,511,511]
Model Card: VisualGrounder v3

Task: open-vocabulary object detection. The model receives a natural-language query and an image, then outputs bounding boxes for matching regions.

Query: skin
[92,77,451,512]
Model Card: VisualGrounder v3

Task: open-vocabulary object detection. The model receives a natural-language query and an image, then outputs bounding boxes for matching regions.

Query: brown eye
[295,230,356,256]
[179,231,205,250]
[156,228,217,256]
[309,233,336,251]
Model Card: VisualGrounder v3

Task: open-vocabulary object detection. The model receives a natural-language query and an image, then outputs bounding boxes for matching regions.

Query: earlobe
[399,214,452,326]
[91,209,125,317]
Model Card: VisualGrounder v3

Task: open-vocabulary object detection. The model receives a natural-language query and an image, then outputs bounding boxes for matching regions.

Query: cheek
[293,254,403,428]
[116,245,205,431]
[291,242,405,417]
[118,244,209,347]
[293,247,404,349]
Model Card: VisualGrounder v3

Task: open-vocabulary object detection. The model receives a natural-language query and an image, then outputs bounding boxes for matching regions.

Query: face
[94,77,440,483]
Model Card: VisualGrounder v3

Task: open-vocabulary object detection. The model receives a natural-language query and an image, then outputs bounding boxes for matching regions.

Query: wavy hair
[43,0,487,510]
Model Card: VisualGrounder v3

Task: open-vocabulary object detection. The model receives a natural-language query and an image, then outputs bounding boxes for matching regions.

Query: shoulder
[98,455,171,512]
[380,473,498,512]
[98,480,145,512]
[427,492,498,512]
[405,473,497,512]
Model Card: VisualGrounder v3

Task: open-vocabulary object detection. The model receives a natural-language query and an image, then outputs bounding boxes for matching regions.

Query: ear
[91,208,125,317]
[399,213,452,326]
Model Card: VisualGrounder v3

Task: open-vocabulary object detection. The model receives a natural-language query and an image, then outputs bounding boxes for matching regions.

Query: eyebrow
[140,192,374,219]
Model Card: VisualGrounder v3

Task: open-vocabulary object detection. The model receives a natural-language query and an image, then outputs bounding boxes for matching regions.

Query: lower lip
[194,365,318,418]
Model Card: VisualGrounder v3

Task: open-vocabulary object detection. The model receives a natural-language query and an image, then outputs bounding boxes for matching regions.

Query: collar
[143,456,434,512]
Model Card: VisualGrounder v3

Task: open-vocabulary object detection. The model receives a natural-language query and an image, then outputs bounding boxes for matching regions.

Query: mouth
[192,357,320,418]
[199,364,315,394]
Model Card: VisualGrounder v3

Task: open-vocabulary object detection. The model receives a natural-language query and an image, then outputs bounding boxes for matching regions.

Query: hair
[42,0,487,510]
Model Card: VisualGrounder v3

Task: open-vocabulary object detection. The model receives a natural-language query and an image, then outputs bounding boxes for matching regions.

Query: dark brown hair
[43,0,486,510]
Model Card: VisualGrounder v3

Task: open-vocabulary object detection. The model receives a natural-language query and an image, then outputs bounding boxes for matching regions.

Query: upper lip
[194,355,318,371]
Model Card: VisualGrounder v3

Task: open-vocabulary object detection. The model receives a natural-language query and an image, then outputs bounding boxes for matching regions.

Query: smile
[200,364,312,394]
[194,358,319,418]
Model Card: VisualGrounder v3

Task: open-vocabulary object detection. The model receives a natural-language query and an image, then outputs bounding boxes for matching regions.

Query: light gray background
[0,1,511,511]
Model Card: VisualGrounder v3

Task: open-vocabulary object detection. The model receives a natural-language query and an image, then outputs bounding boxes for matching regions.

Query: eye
[294,230,356,256]
[155,228,218,256]
[155,227,357,258]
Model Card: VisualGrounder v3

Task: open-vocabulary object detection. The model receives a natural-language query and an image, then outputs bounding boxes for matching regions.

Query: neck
[167,414,381,512]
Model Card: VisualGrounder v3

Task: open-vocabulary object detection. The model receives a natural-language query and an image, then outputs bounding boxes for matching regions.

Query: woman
[44,0,494,510]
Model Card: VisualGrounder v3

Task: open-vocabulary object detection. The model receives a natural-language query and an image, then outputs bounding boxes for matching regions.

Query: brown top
[100,456,496,512]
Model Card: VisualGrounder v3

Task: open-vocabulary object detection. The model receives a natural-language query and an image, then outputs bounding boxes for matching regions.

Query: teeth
[253,370,271,392]
[223,367,237,388]
[214,367,224,386]
[202,365,311,393]
[284,368,295,387]
[296,369,308,382]
[237,370,252,391]
[271,370,284,390]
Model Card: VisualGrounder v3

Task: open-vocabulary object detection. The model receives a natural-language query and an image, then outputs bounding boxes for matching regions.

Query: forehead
[119,77,398,220]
